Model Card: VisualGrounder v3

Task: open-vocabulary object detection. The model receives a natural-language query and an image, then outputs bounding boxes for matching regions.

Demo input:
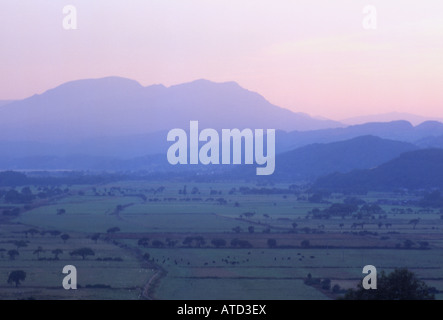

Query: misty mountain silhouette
[0,76,342,142]
[342,112,443,126]
[1,76,443,173]
[0,135,417,176]
[314,148,443,191]
[233,135,418,181]
[277,120,443,150]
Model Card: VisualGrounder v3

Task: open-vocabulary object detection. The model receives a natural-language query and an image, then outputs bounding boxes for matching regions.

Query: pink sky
[1,0,443,120]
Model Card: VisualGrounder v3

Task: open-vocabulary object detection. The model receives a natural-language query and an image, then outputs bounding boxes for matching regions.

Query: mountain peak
[170,79,242,90]
[53,76,142,91]
[415,120,443,129]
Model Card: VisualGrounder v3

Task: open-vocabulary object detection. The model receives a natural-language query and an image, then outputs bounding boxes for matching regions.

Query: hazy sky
[1,0,443,120]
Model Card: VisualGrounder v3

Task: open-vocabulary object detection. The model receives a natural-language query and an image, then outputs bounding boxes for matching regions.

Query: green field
[1,180,442,299]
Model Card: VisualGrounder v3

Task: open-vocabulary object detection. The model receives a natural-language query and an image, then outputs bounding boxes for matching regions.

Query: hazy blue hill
[342,112,443,126]
[278,120,443,152]
[274,135,418,180]
[313,149,443,191]
[1,77,443,169]
[235,135,418,181]
[415,135,443,149]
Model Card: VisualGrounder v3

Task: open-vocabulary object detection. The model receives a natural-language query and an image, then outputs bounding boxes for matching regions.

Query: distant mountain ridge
[342,112,443,126]
[273,135,418,180]
[313,148,443,191]
[233,135,418,181]
[0,135,418,176]
[1,76,443,173]
[0,77,343,143]
[278,120,443,151]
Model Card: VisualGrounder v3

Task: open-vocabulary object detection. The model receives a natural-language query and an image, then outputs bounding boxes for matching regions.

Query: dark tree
[321,278,331,291]
[152,240,164,248]
[408,219,420,230]
[48,230,61,237]
[194,236,206,247]
[231,239,252,248]
[326,203,359,217]
[332,284,341,294]
[8,270,26,287]
[211,238,227,248]
[70,248,95,260]
[90,233,100,243]
[301,239,310,248]
[107,227,121,234]
[232,226,242,233]
[403,239,415,249]
[243,212,256,218]
[166,239,177,247]
[33,246,44,259]
[142,253,150,261]
[267,238,277,248]
[26,228,39,237]
[137,238,150,247]
[52,249,63,260]
[248,226,255,234]
[359,203,383,215]
[343,268,435,300]
[60,234,70,244]
[418,241,429,250]
[8,250,19,260]
[13,240,28,251]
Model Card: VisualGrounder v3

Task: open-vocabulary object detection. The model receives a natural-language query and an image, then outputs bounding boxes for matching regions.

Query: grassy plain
[1,180,442,299]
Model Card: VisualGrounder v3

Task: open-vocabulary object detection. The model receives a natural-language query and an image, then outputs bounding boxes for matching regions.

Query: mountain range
[270,135,418,181]
[342,112,443,126]
[0,77,343,143]
[1,76,443,189]
[313,149,443,191]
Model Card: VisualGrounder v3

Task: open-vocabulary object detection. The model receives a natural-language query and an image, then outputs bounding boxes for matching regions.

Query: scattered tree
[142,253,150,261]
[70,248,95,260]
[8,250,19,260]
[47,230,61,237]
[418,241,429,250]
[13,240,28,251]
[60,234,70,244]
[232,226,242,233]
[403,239,415,249]
[301,239,310,248]
[267,238,277,248]
[52,249,63,260]
[343,268,435,300]
[211,238,227,248]
[90,233,100,243]
[332,284,341,294]
[25,228,39,237]
[152,240,164,248]
[408,219,420,230]
[137,238,150,247]
[321,278,331,291]
[8,270,26,287]
[106,227,121,234]
[33,246,44,259]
